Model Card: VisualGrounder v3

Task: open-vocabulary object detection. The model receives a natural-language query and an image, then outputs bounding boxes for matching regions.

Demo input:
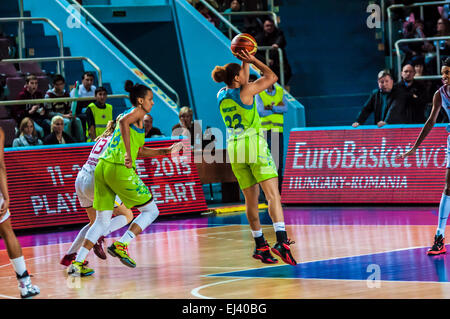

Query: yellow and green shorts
[227,133,278,190]
[93,159,152,211]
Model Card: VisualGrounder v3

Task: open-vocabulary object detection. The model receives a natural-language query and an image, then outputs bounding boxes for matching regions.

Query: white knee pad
[132,201,159,231]
[85,210,113,243]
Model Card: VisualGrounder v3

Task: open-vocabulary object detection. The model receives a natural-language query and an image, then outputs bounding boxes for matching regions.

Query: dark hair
[444,57,450,67]
[25,75,37,84]
[124,80,152,105]
[53,74,65,85]
[95,86,107,95]
[82,71,95,80]
[211,63,241,86]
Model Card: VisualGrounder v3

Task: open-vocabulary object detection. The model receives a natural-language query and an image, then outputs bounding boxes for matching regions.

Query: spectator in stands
[85,86,113,142]
[254,18,292,85]
[172,106,202,147]
[12,117,43,147]
[70,71,97,135]
[17,75,51,138]
[195,2,219,27]
[221,0,245,33]
[352,70,410,128]
[144,114,163,138]
[399,19,431,66]
[43,115,74,145]
[395,64,428,123]
[424,18,450,73]
[45,74,84,142]
[255,76,287,190]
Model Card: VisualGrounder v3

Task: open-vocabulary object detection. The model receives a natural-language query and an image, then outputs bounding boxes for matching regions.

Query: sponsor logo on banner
[281,126,448,204]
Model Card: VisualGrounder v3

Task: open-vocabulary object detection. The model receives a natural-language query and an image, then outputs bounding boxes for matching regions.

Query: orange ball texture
[230,33,257,56]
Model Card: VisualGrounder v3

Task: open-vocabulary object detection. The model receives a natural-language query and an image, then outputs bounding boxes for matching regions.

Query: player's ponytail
[95,120,116,141]
[212,63,241,86]
[124,80,152,106]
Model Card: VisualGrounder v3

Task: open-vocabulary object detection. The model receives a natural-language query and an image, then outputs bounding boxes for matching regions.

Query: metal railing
[394,36,450,81]
[0,17,65,75]
[65,0,180,107]
[197,0,285,87]
[0,94,128,107]
[222,11,278,39]
[1,56,103,86]
[387,1,450,69]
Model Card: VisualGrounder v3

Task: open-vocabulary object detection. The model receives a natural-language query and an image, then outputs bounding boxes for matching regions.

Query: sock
[67,223,90,255]
[251,229,263,238]
[119,230,136,245]
[437,194,450,237]
[104,215,128,236]
[10,256,27,277]
[75,247,89,263]
[275,230,288,243]
[273,222,286,232]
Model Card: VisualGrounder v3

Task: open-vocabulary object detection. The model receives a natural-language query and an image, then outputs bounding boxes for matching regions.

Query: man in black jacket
[395,64,428,124]
[352,70,410,128]
[254,18,292,85]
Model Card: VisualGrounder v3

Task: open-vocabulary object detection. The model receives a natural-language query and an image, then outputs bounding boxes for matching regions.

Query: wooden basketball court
[1,206,450,299]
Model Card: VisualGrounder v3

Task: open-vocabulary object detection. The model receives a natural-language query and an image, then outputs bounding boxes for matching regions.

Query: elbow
[271,74,278,84]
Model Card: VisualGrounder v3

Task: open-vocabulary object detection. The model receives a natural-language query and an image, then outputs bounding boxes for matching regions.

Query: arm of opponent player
[397,90,442,159]
[138,142,184,157]
[0,128,10,217]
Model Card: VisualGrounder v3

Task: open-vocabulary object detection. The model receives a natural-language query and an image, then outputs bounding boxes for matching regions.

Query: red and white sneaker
[93,236,107,260]
[60,253,89,266]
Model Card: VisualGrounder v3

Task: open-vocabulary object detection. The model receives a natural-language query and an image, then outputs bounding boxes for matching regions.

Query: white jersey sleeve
[81,135,112,173]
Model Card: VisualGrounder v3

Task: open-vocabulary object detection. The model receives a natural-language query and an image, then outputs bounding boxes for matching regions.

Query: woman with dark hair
[399,57,450,255]
[68,81,182,276]
[12,117,43,147]
[212,49,297,266]
[61,120,134,271]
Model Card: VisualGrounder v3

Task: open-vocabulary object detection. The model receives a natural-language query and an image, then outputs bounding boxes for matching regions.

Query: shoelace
[285,239,295,246]
[117,243,129,255]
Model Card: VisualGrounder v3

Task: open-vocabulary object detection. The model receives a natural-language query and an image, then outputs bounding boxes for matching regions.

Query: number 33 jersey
[217,87,262,142]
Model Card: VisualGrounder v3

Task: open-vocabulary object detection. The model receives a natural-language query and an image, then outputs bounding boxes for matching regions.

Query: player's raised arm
[234,49,278,99]
[398,90,442,159]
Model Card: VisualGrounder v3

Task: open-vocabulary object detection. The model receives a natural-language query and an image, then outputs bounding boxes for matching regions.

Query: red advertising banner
[281,125,449,204]
[5,138,207,229]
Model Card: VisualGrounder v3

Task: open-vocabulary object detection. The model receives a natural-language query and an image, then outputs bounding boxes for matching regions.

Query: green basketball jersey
[100,109,145,169]
[217,87,261,141]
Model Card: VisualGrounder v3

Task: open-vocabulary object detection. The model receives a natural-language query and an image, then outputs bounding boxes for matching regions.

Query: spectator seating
[5,76,25,100]
[0,104,17,147]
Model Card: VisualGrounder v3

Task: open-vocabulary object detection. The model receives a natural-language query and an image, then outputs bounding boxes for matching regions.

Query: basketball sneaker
[427,234,446,255]
[67,261,95,277]
[271,239,297,266]
[17,271,40,299]
[93,236,107,260]
[60,253,89,267]
[252,241,278,264]
[107,241,136,268]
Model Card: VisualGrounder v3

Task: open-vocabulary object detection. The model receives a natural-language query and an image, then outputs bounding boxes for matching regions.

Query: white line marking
[191,278,249,299]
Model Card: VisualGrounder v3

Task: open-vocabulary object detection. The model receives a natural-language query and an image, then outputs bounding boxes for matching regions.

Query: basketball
[230,33,257,56]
